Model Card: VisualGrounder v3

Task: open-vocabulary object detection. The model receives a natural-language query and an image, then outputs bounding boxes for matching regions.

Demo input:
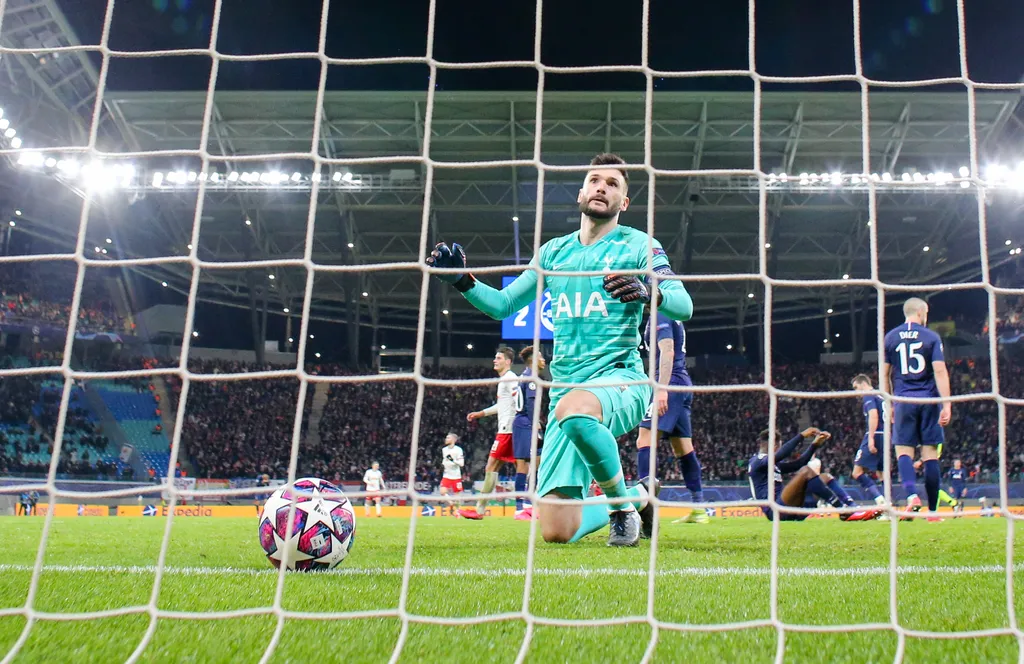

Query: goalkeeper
[426,153,694,546]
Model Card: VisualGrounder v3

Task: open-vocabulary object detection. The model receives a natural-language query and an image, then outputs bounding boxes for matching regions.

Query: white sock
[478,471,498,513]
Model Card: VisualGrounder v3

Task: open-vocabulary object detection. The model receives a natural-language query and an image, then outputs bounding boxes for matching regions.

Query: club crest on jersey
[553,291,608,319]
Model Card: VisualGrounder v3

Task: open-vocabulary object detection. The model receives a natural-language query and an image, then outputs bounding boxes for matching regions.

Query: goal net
[1,0,1023,661]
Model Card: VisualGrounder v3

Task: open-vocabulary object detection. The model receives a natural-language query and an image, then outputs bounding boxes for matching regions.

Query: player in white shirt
[439,432,466,516]
[463,347,518,519]
[363,461,384,518]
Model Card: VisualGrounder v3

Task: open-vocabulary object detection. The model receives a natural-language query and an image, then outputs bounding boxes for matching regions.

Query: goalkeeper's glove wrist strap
[453,274,477,293]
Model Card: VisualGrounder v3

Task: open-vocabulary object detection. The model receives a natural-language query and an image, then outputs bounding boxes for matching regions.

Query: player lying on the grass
[440,432,466,517]
[883,297,951,521]
[427,152,694,546]
[512,345,548,520]
[850,374,887,508]
[635,308,708,533]
[463,347,519,519]
[747,427,879,521]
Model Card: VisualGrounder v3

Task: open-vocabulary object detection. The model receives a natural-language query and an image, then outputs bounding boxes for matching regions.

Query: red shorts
[489,433,514,463]
[440,477,463,493]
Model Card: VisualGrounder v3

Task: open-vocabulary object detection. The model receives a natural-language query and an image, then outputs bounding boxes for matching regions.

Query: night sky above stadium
[59,0,1024,92]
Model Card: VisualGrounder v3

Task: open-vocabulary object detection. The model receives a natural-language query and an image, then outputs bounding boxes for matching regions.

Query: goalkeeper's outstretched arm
[425,242,540,320]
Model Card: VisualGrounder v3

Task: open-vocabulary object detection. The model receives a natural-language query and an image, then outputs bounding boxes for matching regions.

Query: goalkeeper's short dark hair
[851,373,872,387]
[589,153,629,189]
[519,345,538,363]
[497,346,515,363]
[759,428,782,444]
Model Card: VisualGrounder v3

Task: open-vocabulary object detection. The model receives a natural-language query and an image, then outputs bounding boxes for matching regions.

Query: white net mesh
[0,0,1023,661]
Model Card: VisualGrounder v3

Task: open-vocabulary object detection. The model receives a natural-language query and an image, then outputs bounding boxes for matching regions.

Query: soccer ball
[257,477,356,570]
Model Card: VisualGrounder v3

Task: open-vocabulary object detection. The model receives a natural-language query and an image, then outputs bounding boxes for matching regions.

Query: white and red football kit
[441,444,465,493]
[486,371,518,463]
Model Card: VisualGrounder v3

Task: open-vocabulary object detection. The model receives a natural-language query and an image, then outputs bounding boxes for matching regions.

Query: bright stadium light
[823,338,828,344]
[726,344,733,350]
[287,337,293,343]
[960,181,971,189]
[959,166,970,177]
[187,171,197,183]
[747,293,754,299]
[923,245,930,252]
[1006,240,1013,246]
[332,171,342,182]
[282,307,290,313]
[380,345,387,350]
[245,218,252,226]
[842,273,850,280]
[512,215,519,222]
[342,172,354,183]
[94,246,100,253]
[100,248,107,254]
[830,172,842,185]
[835,333,840,338]
[827,308,833,314]
[442,309,449,315]
[44,157,56,168]
[161,281,167,287]
[8,221,14,227]
[268,274,275,280]
[291,172,301,182]
[901,173,912,182]
[466,343,474,350]
[309,334,314,339]
[315,352,321,359]
[347,242,354,248]
[10,137,21,149]
[152,172,164,187]
[3,128,13,139]
[192,331,199,338]
[362,291,369,297]
[14,210,21,216]
[228,171,239,182]
[187,244,193,250]
[881,172,893,182]
[0,119,9,130]
[764,243,771,249]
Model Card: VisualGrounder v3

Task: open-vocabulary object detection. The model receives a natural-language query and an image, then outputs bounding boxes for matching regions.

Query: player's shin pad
[560,414,629,505]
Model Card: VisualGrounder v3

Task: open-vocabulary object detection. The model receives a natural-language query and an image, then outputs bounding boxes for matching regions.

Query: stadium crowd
[1,343,1022,488]
[0,263,127,334]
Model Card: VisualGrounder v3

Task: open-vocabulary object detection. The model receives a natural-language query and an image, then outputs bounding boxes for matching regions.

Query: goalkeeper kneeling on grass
[426,153,693,547]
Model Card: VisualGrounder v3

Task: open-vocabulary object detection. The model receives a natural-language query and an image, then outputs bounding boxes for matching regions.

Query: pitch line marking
[0,563,1018,578]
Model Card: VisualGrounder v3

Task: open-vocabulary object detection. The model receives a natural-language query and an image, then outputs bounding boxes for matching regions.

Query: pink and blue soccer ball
[258,477,357,571]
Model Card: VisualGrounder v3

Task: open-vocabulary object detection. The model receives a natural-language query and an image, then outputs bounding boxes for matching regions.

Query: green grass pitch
[1,515,1023,662]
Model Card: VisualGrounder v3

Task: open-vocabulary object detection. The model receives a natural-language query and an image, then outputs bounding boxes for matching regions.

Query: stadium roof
[0,0,1022,335]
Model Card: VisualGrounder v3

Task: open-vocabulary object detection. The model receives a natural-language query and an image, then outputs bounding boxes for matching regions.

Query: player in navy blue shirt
[883,297,951,518]
[512,345,548,519]
[947,459,967,513]
[635,311,706,534]
[747,427,877,521]
[851,374,887,508]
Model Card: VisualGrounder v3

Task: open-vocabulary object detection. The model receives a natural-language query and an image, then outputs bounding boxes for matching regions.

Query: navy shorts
[951,483,967,499]
[639,391,692,438]
[894,403,944,447]
[512,423,541,460]
[854,434,884,471]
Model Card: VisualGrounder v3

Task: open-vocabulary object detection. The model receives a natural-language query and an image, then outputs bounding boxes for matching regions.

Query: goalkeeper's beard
[579,197,619,221]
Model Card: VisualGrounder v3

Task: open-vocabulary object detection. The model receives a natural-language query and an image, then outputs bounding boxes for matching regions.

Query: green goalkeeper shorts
[536,367,652,501]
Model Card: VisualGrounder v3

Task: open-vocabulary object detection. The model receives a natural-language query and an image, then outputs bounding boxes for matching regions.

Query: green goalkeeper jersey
[463,225,692,387]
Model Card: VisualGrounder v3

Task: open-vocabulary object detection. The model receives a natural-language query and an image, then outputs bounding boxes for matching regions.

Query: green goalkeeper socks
[560,414,630,507]
[938,489,956,507]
